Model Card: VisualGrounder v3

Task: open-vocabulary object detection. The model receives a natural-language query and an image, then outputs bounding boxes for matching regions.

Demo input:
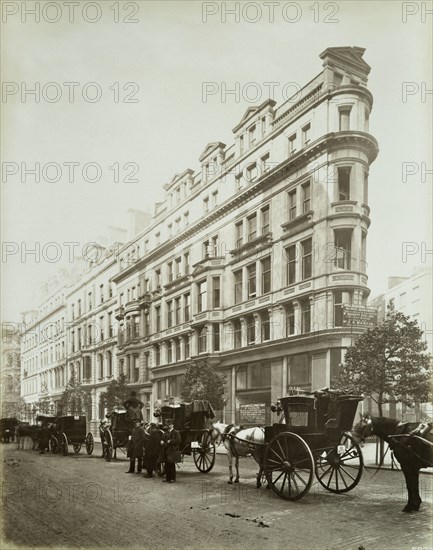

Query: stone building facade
[20,47,379,429]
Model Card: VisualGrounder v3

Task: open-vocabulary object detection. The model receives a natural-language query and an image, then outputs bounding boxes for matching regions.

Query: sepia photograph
[1,1,432,549]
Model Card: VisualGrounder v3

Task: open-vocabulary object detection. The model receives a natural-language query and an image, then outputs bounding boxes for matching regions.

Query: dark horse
[354,414,433,513]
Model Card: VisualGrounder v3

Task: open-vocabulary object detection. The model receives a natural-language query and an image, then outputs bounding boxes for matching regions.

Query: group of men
[123,391,181,483]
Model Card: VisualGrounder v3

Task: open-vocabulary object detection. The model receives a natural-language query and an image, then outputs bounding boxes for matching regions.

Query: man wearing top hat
[160,419,181,483]
[126,418,146,473]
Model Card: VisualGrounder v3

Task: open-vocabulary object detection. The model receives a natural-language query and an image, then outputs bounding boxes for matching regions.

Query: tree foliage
[336,303,432,415]
[99,372,130,412]
[181,359,227,410]
[59,370,92,416]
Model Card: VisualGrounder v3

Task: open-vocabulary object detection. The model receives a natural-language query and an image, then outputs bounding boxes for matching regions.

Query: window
[184,211,189,226]
[288,133,296,156]
[77,299,81,316]
[334,229,352,270]
[184,293,191,321]
[176,187,181,203]
[175,339,181,361]
[330,349,342,385]
[261,205,270,234]
[167,301,173,328]
[184,336,190,359]
[239,134,244,153]
[100,284,104,304]
[247,213,257,242]
[262,310,270,341]
[168,223,172,237]
[334,291,352,327]
[235,173,243,191]
[174,297,181,325]
[213,324,220,351]
[175,257,182,278]
[261,116,267,137]
[203,197,209,213]
[212,190,218,207]
[144,311,150,336]
[203,235,219,258]
[167,341,172,363]
[234,270,243,304]
[260,256,271,294]
[144,239,149,252]
[184,252,190,274]
[236,365,247,389]
[289,354,310,386]
[288,190,297,220]
[88,292,92,311]
[155,269,162,287]
[301,299,311,333]
[155,306,161,332]
[302,123,311,146]
[249,124,257,147]
[261,152,270,173]
[198,280,207,313]
[234,320,242,349]
[286,245,296,285]
[302,239,312,279]
[302,181,311,212]
[199,327,207,353]
[339,107,351,131]
[247,315,256,344]
[246,162,257,182]
[235,221,243,248]
[247,263,256,297]
[155,232,160,245]
[363,171,368,204]
[286,304,295,336]
[338,167,351,201]
[212,277,220,308]
[155,346,161,366]
[167,262,174,283]
[175,218,181,233]
[365,107,370,132]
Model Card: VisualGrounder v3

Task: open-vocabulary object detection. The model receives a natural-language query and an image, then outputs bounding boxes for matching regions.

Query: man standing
[37,421,50,454]
[123,391,144,425]
[126,419,146,473]
[161,419,181,483]
[144,423,162,478]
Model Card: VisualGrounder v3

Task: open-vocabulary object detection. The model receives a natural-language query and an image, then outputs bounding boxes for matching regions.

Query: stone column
[206,323,214,353]
[239,317,247,348]
[253,313,261,344]
[293,300,301,335]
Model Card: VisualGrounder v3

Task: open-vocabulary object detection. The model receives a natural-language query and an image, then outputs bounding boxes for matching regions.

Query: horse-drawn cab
[0,417,19,443]
[102,410,130,461]
[272,389,362,435]
[154,400,216,473]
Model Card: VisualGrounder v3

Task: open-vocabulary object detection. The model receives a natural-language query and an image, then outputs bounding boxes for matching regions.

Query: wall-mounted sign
[342,305,378,328]
[239,403,266,425]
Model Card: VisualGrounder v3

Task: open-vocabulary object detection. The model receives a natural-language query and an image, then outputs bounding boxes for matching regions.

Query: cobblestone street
[2,443,432,549]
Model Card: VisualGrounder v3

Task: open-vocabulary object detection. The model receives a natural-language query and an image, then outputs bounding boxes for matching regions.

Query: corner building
[112,47,378,424]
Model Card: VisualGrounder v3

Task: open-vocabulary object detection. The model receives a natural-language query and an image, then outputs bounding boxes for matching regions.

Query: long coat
[161,429,181,464]
[37,426,50,450]
[128,426,146,459]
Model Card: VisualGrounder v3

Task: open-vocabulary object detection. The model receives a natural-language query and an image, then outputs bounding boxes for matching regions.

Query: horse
[211,421,266,487]
[354,413,433,513]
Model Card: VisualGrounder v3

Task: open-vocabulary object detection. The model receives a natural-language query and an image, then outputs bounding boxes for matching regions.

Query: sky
[1,0,432,321]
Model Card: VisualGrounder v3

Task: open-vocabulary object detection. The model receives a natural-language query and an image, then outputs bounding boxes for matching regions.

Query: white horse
[211,421,266,487]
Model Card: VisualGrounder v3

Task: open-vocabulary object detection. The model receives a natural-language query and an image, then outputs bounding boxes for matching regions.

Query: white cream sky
[1,0,432,321]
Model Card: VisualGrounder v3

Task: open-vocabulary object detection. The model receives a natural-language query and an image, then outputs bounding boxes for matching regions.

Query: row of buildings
[18,47,381,432]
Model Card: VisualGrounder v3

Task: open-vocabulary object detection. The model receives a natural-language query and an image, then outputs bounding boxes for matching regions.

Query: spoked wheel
[193,431,216,473]
[60,433,69,456]
[315,432,363,493]
[50,435,59,454]
[73,443,82,454]
[85,432,94,455]
[264,432,314,501]
[104,431,113,462]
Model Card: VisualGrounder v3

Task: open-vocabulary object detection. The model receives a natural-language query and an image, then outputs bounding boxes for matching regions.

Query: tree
[336,303,432,416]
[99,372,130,412]
[59,370,92,416]
[181,359,227,410]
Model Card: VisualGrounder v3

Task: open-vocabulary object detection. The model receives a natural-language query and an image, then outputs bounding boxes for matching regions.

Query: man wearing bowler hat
[161,418,181,483]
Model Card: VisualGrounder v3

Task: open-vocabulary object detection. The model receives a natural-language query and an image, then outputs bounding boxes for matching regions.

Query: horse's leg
[227,451,234,484]
[401,464,421,512]
[234,456,240,483]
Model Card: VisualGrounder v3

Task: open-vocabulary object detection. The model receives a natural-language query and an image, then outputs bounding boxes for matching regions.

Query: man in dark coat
[37,422,50,454]
[144,423,162,478]
[123,391,144,425]
[161,419,181,483]
[126,419,146,473]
